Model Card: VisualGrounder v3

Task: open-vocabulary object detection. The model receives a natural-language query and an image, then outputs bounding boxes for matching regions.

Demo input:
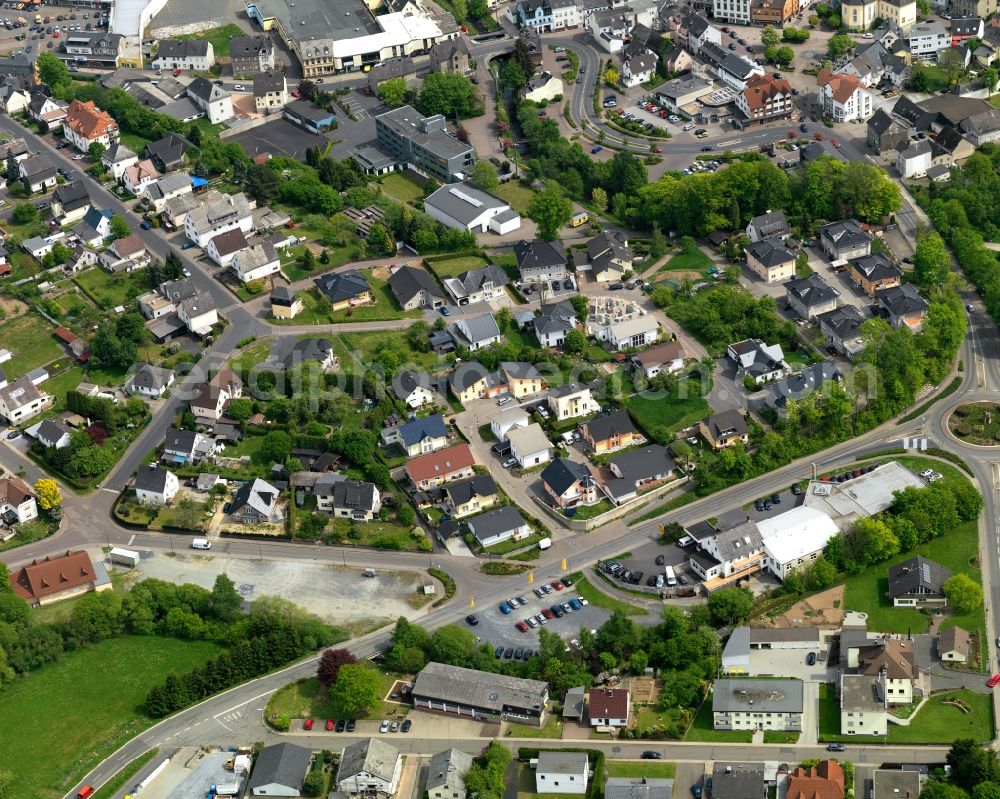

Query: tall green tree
[913,230,951,288]
[109,213,132,240]
[377,77,408,108]
[36,52,70,92]
[528,183,572,239]
[417,72,482,119]
[328,664,381,714]
[470,160,499,191]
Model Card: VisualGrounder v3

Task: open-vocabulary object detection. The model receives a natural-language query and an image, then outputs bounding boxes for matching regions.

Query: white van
[682,123,695,131]
[538,537,552,550]
[190,538,212,550]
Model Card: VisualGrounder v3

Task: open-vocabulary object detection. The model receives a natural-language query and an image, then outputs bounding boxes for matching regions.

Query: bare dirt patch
[0,296,27,320]
[766,584,845,629]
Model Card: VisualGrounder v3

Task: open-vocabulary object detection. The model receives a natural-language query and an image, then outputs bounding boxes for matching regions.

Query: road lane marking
[127,534,135,546]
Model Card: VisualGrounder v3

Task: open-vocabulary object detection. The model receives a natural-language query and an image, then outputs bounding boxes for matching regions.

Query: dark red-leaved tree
[316,648,357,688]
[86,426,107,445]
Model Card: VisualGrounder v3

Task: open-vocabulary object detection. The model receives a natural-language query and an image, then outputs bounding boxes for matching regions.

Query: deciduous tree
[943,573,983,613]
[33,478,61,510]
[317,647,357,687]
[328,664,381,714]
[528,183,572,239]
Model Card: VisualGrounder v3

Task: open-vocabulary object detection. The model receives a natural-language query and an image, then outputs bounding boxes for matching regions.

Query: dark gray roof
[785,274,839,308]
[852,253,901,282]
[888,555,951,598]
[164,426,198,453]
[868,107,902,136]
[448,313,501,347]
[711,763,766,799]
[144,132,192,165]
[745,239,794,267]
[127,363,174,392]
[285,98,335,123]
[609,444,674,483]
[229,35,272,58]
[515,239,566,272]
[704,409,747,439]
[426,749,474,793]
[271,284,296,304]
[248,742,311,794]
[445,474,497,506]
[501,361,542,380]
[817,304,865,338]
[411,661,547,713]
[253,71,286,96]
[155,39,210,59]
[284,337,333,368]
[330,479,378,512]
[314,268,370,304]
[534,301,577,335]
[541,457,593,496]
[392,369,431,401]
[712,678,803,713]
[449,264,508,295]
[389,265,444,305]
[36,418,70,444]
[450,361,491,392]
[187,76,229,104]
[466,505,528,541]
[580,410,637,443]
[605,778,673,799]
[748,210,789,238]
[230,477,278,516]
[766,361,841,409]
[396,414,448,447]
[878,282,928,319]
[134,465,172,493]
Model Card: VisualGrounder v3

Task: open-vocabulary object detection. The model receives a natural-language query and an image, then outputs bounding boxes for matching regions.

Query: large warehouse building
[244,0,460,76]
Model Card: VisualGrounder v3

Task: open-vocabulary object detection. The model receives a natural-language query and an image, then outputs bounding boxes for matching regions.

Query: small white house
[588,687,630,727]
[336,738,402,797]
[507,422,552,468]
[536,752,589,796]
[491,406,530,441]
[133,465,180,505]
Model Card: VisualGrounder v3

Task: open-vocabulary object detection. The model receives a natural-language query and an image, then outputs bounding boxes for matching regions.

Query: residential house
[872,769,925,799]
[442,264,508,305]
[550,0,581,30]
[389,265,446,310]
[317,478,381,521]
[411,661,549,724]
[855,638,918,704]
[601,317,659,352]
[630,340,685,379]
[785,274,840,319]
[517,0,554,31]
[818,69,873,122]
[50,180,91,225]
[133,465,180,505]
[449,362,502,403]
[205,228,249,268]
[535,301,578,348]
[888,555,950,606]
[840,0,916,31]
[492,406,530,440]
[603,444,675,504]
[9,550,111,606]
[750,0,798,24]
[820,219,873,261]
[576,231,634,282]
[0,476,38,526]
[392,370,435,409]
[622,53,657,87]
[424,183,520,235]
[909,21,950,59]
[785,761,845,799]
[229,477,280,524]
[699,409,749,450]
[737,74,794,124]
[535,752,589,795]
[746,210,790,243]
[189,369,243,425]
[515,239,567,283]
[448,313,502,351]
[19,154,58,193]
[466,505,532,547]
[817,305,866,358]
[403,444,476,489]
[548,383,594,420]
[867,108,909,154]
[507,422,552,468]
[230,35,275,77]
[123,158,159,197]
[850,253,902,296]
[253,71,289,112]
[728,338,789,384]
[0,136,28,164]
[878,283,928,332]
[0,82,30,115]
[152,39,215,71]
[146,172,195,214]
[896,139,937,178]
[125,363,175,398]
[588,687,630,727]
[541,458,600,510]
[662,45,694,73]
[382,414,449,457]
[712,678,803,731]
[248,743,312,797]
[0,377,53,424]
[313,269,372,310]
[427,749,474,799]
[63,99,119,152]
[500,361,546,398]
[430,38,472,73]
[939,626,970,663]
[144,132,193,172]
[764,361,842,413]
[445,474,499,517]
[270,284,303,320]
[579,410,643,454]
[745,239,796,283]
[282,337,336,371]
[99,233,149,273]
[187,77,233,124]
[33,418,72,449]
[336,738,403,797]
[711,763,766,799]
[961,108,1000,146]
[73,206,113,246]
[162,427,216,465]
[28,92,69,131]
[284,99,337,134]
[184,192,253,248]
[230,241,280,284]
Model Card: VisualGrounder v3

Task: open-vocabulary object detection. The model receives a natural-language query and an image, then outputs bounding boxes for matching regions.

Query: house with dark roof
[785,274,840,319]
[318,479,381,521]
[578,410,643,454]
[727,338,789,384]
[820,219,873,261]
[249,742,312,797]
[314,269,372,310]
[442,264,508,305]
[536,751,589,795]
[588,686,630,727]
[229,477,281,524]
[205,227,248,267]
[162,427,216,465]
[283,337,336,370]
[878,283,928,332]
[515,239,567,283]
[144,132,193,172]
[389,265,445,310]
[575,231,634,283]
[712,763,766,799]
[466,505,532,546]
[535,300,578,348]
[125,363,175,398]
[888,555,950,607]
[19,154,58,193]
[133,464,180,505]
[699,409,748,451]
[270,284,303,320]
[186,77,233,123]
[33,418,72,449]
[50,180,91,225]
[867,108,909,154]
[427,748,474,799]
[9,549,111,606]
[541,458,599,510]
[392,370,435,409]
[337,738,402,796]
[850,253,902,296]
[447,313,502,351]
[152,38,215,71]
[412,661,548,724]
[939,625,970,663]
[382,414,449,457]
[230,35,275,77]
[763,361,841,413]
[283,99,337,133]
[817,305,866,358]
[444,474,499,517]
[744,239,795,283]
[603,444,675,504]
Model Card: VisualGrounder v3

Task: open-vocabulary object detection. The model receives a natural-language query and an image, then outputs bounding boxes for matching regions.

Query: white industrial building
[423,184,521,235]
[759,505,840,579]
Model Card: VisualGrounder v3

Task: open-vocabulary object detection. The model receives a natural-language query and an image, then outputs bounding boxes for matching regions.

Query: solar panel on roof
[449,187,483,207]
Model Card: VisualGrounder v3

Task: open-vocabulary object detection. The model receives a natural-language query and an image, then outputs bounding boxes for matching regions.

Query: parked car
[826,743,845,752]
[336,719,346,732]
[551,580,564,590]
[515,620,529,632]
[401,719,411,732]
[465,614,479,626]
[806,652,817,665]
[346,719,356,732]
[494,644,505,658]
[642,751,662,759]
[303,718,314,730]
[326,719,335,731]
[390,721,399,732]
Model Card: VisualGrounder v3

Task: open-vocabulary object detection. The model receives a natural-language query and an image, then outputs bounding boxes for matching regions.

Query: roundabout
[948,402,1000,447]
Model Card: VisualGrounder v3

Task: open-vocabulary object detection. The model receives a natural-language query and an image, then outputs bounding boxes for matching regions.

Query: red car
[551,580,564,591]
[303,718,314,730]
[541,607,554,619]
[515,620,529,632]
[291,90,301,97]
[987,674,1000,688]
[326,719,335,731]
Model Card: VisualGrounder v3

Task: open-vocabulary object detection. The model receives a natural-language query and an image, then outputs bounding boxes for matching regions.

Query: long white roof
[758,505,838,566]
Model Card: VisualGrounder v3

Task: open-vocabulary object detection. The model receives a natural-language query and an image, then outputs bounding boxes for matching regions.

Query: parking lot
[603,538,695,592]
[750,646,835,682]
[468,581,611,659]
[0,3,108,57]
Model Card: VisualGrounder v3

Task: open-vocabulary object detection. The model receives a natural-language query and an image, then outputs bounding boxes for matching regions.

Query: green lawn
[328,516,425,551]
[230,340,274,375]
[568,498,614,520]
[657,247,714,275]
[176,23,245,56]
[0,312,63,380]
[380,172,425,204]
[626,382,710,437]
[888,690,993,744]
[281,244,356,282]
[266,666,403,722]
[485,531,545,555]
[335,330,443,371]
[0,636,222,799]
[119,132,152,155]
[494,181,536,214]
[684,698,751,743]
[426,254,489,279]
[842,520,983,638]
[73,268,150,310]
[272,279,420,326]
[571,575,648,616]
[607,762,677,778]
[507,714,564,738]
[46,366,85,410]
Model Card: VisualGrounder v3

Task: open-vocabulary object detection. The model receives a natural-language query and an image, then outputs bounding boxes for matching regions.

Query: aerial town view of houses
[2,0,1000,793]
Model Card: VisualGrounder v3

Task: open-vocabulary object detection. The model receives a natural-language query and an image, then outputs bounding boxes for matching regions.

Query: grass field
[335,330,443,371]
[657,246,714,275]
[626,382,710,437]
[74,268,149,310]
[572,575,648,617]
[0,312,63,379]
[507,714,564,738]
[177,23,245,56]
[380,173,425,204]
[329,516,425,551]
[273,279,420,326]
[568,498,614,520]
[427,255,489,279]
[266,666,402,722]
[607,762,677,778]
[282,244,356,282]
[0,636,222,799]
[46,366,85,410]
[841,520,983,637]
[684,699,751,743]
[888,690,992,743]
[494,181,535,214]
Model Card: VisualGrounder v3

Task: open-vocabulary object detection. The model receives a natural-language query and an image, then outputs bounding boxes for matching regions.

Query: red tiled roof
[54,325,79,344]
[786,761,845,799]
[742,74,793,111]
[587,687,630,720]
[0,476,35,509]
[65,99,118,141]
[818,69,864,104]
[9,550,97,602]
[404,444,474,484]
[0,264,11,277]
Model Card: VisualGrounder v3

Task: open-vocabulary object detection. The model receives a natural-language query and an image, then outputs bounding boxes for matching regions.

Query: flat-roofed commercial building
[372,105,475,183]
[412,661,549,725]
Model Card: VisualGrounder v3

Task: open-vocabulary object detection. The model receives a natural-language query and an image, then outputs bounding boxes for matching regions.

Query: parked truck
[108,547,140,568]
